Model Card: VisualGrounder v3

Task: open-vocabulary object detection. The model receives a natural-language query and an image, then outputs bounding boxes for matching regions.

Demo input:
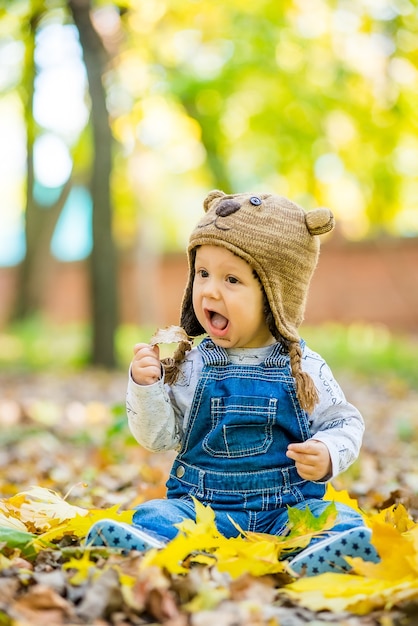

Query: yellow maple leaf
[281,499,418,615]
[370,502,416,533]
[0,487,88,532]
[62,550,100,585]
[215,535,287,578]
[143,498,288,579]
[283,572,418,614]
[39,505,134,543]
[324,484,363,516]
[176,498,219,537]
[141,529,215,575]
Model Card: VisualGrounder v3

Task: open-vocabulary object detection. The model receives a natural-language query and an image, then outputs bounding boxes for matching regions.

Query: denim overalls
[133,338,365,543]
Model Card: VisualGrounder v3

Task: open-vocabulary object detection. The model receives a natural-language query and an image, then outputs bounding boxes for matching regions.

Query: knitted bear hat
[180,190,335,412]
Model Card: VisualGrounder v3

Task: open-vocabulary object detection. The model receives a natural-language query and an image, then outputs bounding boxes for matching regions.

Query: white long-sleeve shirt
[126,343,364,480]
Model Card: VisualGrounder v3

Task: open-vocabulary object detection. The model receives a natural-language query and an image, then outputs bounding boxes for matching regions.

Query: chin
[209,335,231,346]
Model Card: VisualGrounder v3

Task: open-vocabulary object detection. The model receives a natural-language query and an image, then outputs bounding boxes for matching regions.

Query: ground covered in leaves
[1,368,418,626]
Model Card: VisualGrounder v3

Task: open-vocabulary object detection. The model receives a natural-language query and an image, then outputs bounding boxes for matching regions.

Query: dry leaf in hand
[150,326,192,348]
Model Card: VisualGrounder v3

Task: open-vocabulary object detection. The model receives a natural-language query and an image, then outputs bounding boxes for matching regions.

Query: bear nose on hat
[215,199,241,217]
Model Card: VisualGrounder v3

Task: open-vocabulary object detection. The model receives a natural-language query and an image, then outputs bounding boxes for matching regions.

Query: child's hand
[131,343,162,386]
[286,439,331,481]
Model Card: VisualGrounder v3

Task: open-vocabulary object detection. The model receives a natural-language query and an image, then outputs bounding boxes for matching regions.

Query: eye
[196,269,209,278]
[227,276,239,284]
[250,196,262,206]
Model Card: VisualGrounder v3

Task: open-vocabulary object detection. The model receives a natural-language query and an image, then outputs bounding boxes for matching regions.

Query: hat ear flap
[180,286,204,336]
[180,250,206,337]
[305,208,335,235]
[203,189,226,213]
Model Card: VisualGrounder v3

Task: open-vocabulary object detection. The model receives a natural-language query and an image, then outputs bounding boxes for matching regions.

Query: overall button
[176,465,185,478]
[206,340,215,349]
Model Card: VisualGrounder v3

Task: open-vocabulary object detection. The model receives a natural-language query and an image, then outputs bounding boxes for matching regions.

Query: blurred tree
[15,8,73,318]
[68,0,117,367]
[0,0,417,347]
[1,0,118,367]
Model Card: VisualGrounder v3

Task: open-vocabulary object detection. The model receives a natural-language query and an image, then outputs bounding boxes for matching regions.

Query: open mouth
[206,309,229,335]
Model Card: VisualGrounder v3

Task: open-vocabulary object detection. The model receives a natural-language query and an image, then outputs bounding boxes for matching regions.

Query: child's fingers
[286,440,331,480]
[133,343,160,359]
[288,440,321,453]
[287,440,325,458]
[286,450,318,467]
[286,440,328,465]
[131,343,161,385]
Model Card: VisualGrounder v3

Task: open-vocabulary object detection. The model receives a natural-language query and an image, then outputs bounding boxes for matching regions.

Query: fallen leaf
[62,550,99,586]
[76,567,124,622]
[12,584,73,624]
[0,487,88,532]
[0,526,40,559]
[282,573,418,615]
[150,326,192,347]
[39,505,134,543]
[325,483,363,515]
[281,496,418,614]
[142,499,337,579]
[0,511,29,532]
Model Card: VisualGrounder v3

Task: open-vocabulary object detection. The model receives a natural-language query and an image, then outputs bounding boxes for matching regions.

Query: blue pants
[133,496,366,549]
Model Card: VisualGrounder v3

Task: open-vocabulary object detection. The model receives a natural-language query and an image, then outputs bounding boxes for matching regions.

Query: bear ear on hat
[203,189,226,213]
[305,207,335,236]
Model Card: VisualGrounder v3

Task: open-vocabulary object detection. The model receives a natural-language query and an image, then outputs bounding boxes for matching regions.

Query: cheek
[191,284,201,311]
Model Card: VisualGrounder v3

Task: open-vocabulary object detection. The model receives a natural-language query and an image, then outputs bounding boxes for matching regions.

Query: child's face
[192,245,275,349]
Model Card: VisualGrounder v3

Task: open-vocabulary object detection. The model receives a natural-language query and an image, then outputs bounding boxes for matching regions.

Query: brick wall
[1,237,417,332]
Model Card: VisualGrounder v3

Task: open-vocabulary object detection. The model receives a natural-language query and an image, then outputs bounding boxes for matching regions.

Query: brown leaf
[229,574,277,603]
[0,578,20,604]
[76,567,124,622]
[150,326,191,347]
[12,584,73,625]
[146,587,181,623]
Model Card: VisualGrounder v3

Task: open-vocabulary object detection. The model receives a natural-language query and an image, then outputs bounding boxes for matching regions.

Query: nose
[200,276,221,300]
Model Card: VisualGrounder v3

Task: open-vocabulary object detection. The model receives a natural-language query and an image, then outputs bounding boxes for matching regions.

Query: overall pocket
[203,395,277,458]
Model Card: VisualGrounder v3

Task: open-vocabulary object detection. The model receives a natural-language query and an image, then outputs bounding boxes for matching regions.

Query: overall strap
[264,339,306,367]
[197,338,229,366]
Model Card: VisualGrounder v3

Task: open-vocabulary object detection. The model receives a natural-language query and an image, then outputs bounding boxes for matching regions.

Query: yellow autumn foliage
[2,483,418,617]
[0,486,88,532]
[0,486,133,545]
[141,497,338,579]
[282,488,418,614]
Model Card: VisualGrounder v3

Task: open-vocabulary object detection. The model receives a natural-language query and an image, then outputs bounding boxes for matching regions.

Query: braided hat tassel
[289,341,319,413]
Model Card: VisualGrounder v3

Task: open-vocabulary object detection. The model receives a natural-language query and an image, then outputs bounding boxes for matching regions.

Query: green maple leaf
[287,501,338,536]
[0,527,40,559]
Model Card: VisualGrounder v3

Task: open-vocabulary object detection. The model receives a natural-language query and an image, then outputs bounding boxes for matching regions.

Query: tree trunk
[15,10,72,320]
[68,0,117,368]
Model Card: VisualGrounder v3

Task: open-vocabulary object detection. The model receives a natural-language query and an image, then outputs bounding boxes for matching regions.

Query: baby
[87,190,379,576]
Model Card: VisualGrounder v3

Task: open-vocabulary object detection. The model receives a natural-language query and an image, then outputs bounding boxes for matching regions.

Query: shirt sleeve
[125,348,202,453]
[302,346,365,480]
[126,367,182,452]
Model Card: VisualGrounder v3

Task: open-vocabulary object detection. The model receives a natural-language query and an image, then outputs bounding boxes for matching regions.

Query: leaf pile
[1,369,418,625]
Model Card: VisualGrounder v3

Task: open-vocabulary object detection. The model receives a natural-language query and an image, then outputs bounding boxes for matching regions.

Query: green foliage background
[1,0,418,256]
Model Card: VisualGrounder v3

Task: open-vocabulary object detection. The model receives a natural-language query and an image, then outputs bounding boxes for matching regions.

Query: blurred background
[0,0,417,379]
[0,0,418,516]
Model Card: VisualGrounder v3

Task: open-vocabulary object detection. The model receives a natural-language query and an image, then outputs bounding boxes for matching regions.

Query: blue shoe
[85,519,166,553]
[288,527,380,576]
